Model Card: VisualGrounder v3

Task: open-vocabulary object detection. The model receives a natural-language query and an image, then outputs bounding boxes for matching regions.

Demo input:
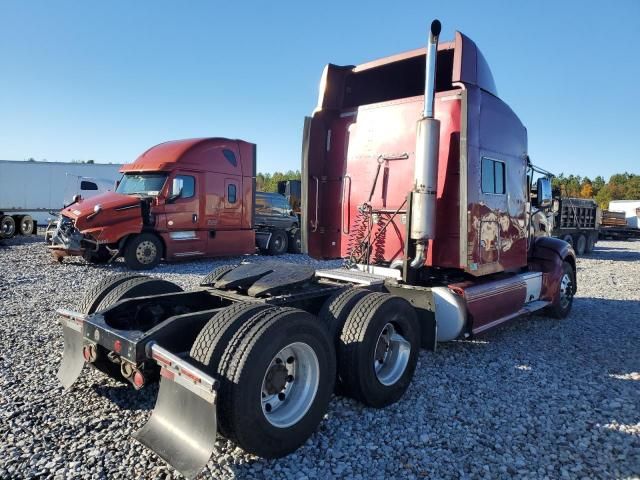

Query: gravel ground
[0,235,638,479]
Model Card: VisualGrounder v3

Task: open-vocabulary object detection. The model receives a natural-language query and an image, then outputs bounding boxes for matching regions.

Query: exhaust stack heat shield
[410,19,441,268]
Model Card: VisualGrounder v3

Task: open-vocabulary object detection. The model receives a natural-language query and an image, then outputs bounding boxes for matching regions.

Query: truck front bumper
[46,216,99,260]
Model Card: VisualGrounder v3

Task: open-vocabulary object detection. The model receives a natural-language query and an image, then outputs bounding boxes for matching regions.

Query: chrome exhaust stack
[410,19,441,269]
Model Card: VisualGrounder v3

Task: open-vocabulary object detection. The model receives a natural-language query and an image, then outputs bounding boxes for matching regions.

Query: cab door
[164,171,207,258]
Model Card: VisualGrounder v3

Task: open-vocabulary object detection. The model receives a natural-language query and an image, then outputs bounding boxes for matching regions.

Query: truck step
[315,268,387,286]
[521,300,550,313]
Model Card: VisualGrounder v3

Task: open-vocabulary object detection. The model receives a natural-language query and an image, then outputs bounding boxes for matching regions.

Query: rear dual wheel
[334,292,420,407]
[574,234,587,255]
[78,274,183,379]
[18,215,34,236]
[190,304,335,458]
[0,215,16,239]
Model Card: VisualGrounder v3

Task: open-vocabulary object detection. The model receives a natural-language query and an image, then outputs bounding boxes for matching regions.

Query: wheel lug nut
[286,356,294,364]
[278,392,286,401]
[286,375,294,382]
[275,358,282,364]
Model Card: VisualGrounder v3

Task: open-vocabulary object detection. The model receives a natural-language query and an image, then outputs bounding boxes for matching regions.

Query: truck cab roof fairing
[315,31,497,112]
[121,138,254,175]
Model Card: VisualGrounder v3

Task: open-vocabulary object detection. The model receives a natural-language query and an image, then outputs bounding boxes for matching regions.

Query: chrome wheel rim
[261,342,319,428]
[559,273,573,309]
[1,220,14,236]
[373,323,411,386]
[135,241,157,264]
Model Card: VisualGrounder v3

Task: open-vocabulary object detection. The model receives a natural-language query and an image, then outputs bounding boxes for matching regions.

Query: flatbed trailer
[599,226,640,240]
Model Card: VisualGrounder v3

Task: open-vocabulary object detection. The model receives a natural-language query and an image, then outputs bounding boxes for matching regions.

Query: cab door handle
[192,214,198,223]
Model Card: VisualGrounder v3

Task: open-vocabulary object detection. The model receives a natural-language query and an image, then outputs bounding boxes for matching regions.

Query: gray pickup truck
[254,191,301,255]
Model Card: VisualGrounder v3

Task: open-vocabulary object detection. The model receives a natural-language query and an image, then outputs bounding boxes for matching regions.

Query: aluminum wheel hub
[136,241,157,264]
[373,323,411,386]
[261,342,319,428]
[559,273,573,309]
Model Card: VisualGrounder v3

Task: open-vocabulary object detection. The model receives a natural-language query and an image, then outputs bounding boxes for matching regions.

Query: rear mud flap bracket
[133,343,218,479]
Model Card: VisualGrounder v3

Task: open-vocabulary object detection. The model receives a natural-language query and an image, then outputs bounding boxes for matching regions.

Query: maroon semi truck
[56,20,575,478]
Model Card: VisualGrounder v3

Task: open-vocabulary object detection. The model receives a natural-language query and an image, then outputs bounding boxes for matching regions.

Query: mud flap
[133,343,218,479]
[56,310,87,389]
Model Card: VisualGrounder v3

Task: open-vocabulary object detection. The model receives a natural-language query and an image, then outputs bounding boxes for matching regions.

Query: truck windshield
[116,173,168,196]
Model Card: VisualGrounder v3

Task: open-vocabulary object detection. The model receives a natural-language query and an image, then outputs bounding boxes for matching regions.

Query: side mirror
[536,177,552,208]
[72,194,82,204]
[167,178,183,203]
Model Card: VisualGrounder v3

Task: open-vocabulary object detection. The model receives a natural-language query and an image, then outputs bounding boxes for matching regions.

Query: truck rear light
[133,371,145,389]
[113,340,122,353]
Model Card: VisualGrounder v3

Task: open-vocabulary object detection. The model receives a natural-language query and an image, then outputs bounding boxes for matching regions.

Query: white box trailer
[608,200,640,229]
[0,160,123,238]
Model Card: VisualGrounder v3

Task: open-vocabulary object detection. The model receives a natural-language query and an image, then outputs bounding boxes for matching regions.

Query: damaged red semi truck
[56,20,576,478]
[46,138,298,269]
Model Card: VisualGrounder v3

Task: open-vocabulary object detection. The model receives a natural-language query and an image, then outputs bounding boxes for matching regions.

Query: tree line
[256,170,640,210]
[552,172,640,210]
[256,170,301,192]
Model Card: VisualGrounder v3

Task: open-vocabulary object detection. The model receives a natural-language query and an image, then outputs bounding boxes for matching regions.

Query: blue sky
[0,1,638,179]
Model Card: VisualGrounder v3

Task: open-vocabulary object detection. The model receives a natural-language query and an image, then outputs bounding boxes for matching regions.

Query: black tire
[79,273,142,314]
[319,288,369,343]
[267,229,288,256]
[18,215,34,236]
[574,234,586,255]
[200,264,237,287]
[561,234,573,247]
[0,215,16,239]
[215,307,335,457]
[89,276,183,380]
[190,302,274,436]
[338,292,420,408]
[546,261,575,319]
[124,233,162,270]
[95,276,183,313]
[585,234,596,254]
[287,228,302,254]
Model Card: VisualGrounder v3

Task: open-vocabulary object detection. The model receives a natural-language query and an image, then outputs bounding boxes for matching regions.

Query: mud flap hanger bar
[133,342,219,479]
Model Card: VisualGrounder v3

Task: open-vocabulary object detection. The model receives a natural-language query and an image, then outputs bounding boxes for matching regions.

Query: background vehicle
[550,196,600,254]
[277,179,301,214]
[254,191,301,254]
[599,200,640,240]
[56,20,576,479]
[46,139,257,268]
[0,160,121,239]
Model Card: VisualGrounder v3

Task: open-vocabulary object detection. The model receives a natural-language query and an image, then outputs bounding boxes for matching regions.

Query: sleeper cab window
[80,180,98,191]
[173,175,195,198]
[228,184,237,203]
[481,157,506,195]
